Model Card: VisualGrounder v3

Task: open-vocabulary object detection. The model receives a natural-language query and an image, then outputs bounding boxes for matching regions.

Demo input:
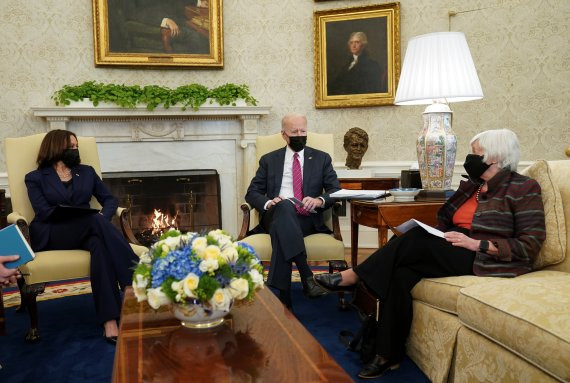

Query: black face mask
[62,149,81,168]
[287,135,307,152]
[464,154,490,182]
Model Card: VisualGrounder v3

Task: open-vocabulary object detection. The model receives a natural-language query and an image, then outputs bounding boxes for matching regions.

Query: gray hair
[470,129,520,170]
[281,113,307,131]
[348,32,368,47]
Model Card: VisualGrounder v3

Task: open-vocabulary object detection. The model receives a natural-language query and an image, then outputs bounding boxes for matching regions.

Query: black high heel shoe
[358,355,399,379]
[313,273,354,292]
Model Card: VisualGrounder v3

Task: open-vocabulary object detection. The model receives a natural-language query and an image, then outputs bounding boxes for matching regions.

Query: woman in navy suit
[24,130,139,344]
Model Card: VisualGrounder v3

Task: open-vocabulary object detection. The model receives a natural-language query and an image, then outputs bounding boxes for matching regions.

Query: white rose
[146,287,171,309]
[229,278,249,300]
[182,273,200,298]
[192,237,207,256]
[134,274,149,288]
[199,259,219,273]
[220,247,239,263]
[163,235,182,250]
[210,288,232,312]
[203,245,221,260]
[248,269,264,289]
[139,251,152,264]
[133,285,148,302]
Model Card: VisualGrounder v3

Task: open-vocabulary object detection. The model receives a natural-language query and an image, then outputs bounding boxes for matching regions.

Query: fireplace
[104,170,221,247]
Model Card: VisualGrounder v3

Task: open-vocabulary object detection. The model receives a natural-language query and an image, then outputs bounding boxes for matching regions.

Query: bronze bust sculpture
[344,127,369,169]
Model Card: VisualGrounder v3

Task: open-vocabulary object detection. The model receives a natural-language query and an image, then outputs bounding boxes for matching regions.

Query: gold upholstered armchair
[237,132,349,306]
[4,133,147,342]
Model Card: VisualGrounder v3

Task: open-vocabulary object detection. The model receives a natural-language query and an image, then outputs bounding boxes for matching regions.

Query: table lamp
[395,32,483,193]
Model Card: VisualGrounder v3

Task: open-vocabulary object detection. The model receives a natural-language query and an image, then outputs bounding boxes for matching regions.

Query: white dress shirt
[279,146,304,199]
[262,146,305,211]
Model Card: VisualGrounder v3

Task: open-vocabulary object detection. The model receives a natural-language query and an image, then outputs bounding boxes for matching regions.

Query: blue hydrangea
[150,245,202,288]
[230,262,250,277]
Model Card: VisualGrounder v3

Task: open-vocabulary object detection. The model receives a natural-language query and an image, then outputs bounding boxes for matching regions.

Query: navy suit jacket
[24,164,118,251]
[245,146,340,233]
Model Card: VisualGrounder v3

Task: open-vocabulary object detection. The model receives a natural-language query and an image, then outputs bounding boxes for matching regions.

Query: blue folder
[0,224,36,268]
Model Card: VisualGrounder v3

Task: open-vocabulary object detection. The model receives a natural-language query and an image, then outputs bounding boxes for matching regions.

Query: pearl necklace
[475,184,484,202]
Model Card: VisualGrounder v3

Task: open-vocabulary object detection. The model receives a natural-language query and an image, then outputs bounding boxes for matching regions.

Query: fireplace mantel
[32,105,272,237]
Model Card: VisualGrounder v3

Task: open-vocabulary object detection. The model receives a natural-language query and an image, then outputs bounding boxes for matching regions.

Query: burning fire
[151,209,179,234]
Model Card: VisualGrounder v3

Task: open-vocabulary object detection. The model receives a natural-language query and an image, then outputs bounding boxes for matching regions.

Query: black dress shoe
[313,273,354,292]
[358,355,399,379]
[301,277,328,298]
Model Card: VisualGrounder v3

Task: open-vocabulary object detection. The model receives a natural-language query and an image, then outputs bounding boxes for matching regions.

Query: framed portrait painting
[314,3,401,108]
[92,0,223,68]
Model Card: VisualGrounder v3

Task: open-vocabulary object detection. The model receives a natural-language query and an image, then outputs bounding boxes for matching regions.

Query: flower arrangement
[132,229,264,312]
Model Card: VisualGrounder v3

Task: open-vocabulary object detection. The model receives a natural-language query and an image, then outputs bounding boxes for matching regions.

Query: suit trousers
[354,226,475,361]
[261,201,317,290]
[43,214,138,323]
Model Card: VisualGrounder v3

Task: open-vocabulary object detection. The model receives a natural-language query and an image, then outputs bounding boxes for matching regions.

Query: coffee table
[113,287,353,382]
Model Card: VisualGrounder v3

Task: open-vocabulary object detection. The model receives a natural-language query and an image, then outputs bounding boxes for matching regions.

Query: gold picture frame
[314,3,401,108]
[92,0,223,68]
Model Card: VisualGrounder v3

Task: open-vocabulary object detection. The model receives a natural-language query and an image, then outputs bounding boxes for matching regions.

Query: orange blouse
[452,192,478,229]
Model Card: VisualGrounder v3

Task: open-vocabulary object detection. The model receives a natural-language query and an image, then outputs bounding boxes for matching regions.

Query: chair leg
[21,282,45,343]
[16,277,26,313]
[328,261,350,311]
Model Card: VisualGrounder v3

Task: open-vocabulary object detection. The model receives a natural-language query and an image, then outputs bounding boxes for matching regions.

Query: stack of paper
[329,189,389,200]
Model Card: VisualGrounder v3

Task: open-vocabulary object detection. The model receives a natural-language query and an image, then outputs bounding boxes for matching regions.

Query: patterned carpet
[2,267,330,308]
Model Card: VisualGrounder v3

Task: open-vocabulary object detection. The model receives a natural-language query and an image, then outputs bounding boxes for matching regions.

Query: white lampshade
[395,32,483,105]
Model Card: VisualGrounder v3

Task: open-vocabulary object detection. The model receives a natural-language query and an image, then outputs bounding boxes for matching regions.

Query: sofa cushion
[457,271,570,382]
[411,275,497,314]
[521,160,566,269]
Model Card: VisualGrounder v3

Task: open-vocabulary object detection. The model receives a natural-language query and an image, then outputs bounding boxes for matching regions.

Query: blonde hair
[470,129,520,170]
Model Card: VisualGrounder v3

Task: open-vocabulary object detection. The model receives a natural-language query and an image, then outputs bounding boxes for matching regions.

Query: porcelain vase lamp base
[416,103,457,190]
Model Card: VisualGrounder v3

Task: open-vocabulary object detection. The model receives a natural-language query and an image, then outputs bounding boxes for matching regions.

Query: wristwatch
[479,240,490,253]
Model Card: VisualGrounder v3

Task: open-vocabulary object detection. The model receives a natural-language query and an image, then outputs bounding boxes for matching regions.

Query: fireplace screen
[103,170,221,247]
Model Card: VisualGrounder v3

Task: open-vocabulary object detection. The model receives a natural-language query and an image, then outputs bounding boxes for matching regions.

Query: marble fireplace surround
[32,105,272,237]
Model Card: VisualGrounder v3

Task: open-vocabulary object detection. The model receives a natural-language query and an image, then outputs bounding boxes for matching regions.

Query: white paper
[394,219,445,238]
[329,189,388,199]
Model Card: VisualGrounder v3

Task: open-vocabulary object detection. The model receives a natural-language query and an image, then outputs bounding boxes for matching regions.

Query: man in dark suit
[328,31,387,95]
[245,113,341,307]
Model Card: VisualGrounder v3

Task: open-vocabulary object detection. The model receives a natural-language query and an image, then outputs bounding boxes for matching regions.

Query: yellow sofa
[406,160,570,383]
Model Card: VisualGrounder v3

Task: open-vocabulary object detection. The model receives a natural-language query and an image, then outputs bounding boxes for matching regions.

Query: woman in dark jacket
[25,130,139,344]
[315,129,546,378]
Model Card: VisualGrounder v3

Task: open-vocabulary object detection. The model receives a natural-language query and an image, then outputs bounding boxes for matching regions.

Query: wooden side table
[350,199,445,266]
[339,177,399,191]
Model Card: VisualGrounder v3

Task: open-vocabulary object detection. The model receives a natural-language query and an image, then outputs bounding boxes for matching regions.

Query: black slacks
[43,214,138,323]
[354,226,475,361]
[261,201,318,290]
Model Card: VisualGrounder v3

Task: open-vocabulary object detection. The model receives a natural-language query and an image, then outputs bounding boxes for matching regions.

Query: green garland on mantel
[52,81,258,111]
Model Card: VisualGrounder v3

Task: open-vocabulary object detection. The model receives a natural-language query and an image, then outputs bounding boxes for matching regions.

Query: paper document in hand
[394,219,444,238]
[330,189,388,199]
[287,197,316,213]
